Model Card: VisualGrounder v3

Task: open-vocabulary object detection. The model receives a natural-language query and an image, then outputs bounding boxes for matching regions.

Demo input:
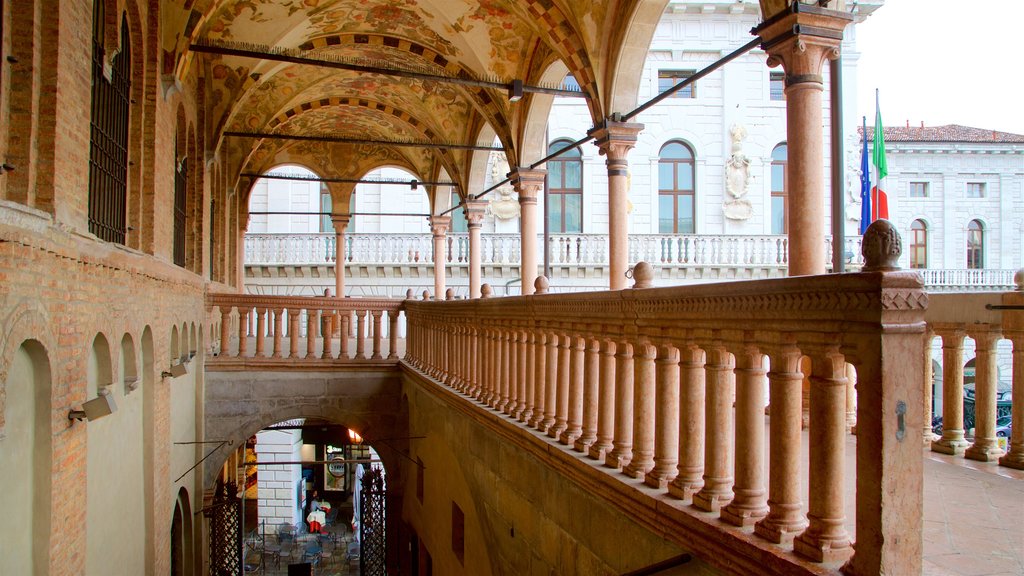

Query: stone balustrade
[402,263,928,575]
[207,293,405,366]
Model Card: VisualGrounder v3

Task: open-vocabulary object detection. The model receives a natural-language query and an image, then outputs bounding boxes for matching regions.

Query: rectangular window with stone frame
[908,182,929,198]
[966,182,986,198]
[658,70,696,98]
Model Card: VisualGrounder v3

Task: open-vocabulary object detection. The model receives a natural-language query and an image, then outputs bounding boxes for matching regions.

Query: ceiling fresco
[166,0,667,209]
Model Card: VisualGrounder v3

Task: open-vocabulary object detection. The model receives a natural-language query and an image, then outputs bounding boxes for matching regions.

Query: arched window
[173,147,187,267]
[658,141,695,234]
[770,143,788,234]
[967,220,984,269]
[546,140,583,233]
[88,9,132,244]
[450,191,468,233]
[910,219,927,269]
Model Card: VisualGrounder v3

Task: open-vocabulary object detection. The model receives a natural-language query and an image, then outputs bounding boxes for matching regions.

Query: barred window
[174,155,187,267]
[658,70,696,98]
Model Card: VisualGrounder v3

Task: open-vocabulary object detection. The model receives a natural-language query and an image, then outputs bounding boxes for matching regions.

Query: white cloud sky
[855,0,1024,135]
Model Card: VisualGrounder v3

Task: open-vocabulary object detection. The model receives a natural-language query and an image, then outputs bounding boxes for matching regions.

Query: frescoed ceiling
[163,0,671,207]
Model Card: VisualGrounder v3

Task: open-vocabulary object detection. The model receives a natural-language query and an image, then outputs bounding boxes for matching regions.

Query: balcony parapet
[402,264,927,575]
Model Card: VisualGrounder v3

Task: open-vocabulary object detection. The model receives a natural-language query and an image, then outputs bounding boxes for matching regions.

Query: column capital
[330,214,351,231]
[465,200,488,228]
[589,120,644,161]
[429,215,451,237]
[754,4,853,82]
[965,324,1002,350]
[509,167,547,204]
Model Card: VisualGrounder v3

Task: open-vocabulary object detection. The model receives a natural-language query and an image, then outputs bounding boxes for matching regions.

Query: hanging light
[348,429,363,444]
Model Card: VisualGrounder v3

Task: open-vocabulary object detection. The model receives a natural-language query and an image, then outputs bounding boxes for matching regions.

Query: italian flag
[872,90,889,221]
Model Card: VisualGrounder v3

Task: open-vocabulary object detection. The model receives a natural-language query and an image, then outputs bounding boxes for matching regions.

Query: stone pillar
[722,343,769,527]
[521,330,537,423]
[965,327,1002,462]
[388,312,399,360]
[668,344,705,501]
[516,330,529,418]
[430,216,451,300]
[306,309,317,358]
[693,344,734,512]
[510,168,546,295]
[529,331,548,430]
[466,200,487,299]
[322,312,335,359]
[220,307,232,357]
[755,345,808,543]
[237,309,249,357]
[606,340,634,469]
[271,308,284,358]
[794,347,852,563]
[255,308,267,357]
[576,336,602,453]
[331,215,350,297]
[590,121,644,290]
[645,343,679,489]
[542,331,559,432]
[355,310,366,359]
[922,330,935,444]
[932,327,969,455]
[560,335,586,446]
[754,5,852,276]
[370,310,384,360]
[590,339,617,460]
[625,341,657,479]
[549,333,571,439]
[1000,328,1024,469]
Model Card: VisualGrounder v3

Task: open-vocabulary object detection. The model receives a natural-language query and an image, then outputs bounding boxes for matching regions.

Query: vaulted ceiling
[162,0,670,208]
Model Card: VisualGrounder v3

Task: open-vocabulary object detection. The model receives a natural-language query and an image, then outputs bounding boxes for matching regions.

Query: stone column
[220,307,232,357]
[560,335,586,445]
[430,216,451,300]
[388,311,399,360]
[1000,328,1024,469]
[722,342,768,527]
[932,327,970,455]
[542,331,559,433]
[355,310,366,359]
[965,327,1002,462]
[306,309,318,358]
[606,340,634,469]
[255,308,267,357]
[549,333,571,439]
[645,342,679,489]
[755,345,808,543]
[754,5,852,276]
[693,344,735,512]
[521,330,537,423]
[516,330,529,418]
[465,200,487,299]
[668,343,705,501]
[509,168,546,295]
[331,215,351,297]
[529,331,548,430]
[321,312,335,359]
[589,339,617,460]
[625,341,657,479]
[590,121,644,290]
[237,309,249,357]
[576,336,602,453]
[370,310,384,360]
[922,330,935,444]
[271,308,284,358]
[794,347,851,563]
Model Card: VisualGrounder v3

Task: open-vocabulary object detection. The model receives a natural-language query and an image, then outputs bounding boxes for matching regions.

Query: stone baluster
[339,312,350,359]
[965,326,1003,462]
[605,340,635,469]
[589,339,617,461]
[220,307,232,357]
[468,326,480,397]
[794,347,852,563]
[371,310,383,360]
[922,330,935,444]
[575,336,602,453]
[505,330,518,415]
[256,308,267,357]
[669,343,705,500]
[722,341,769,527]
[288,309,301,358]
[549,332,571,439]
[515,330,528,418]
[496,328,509,410]
[1001,329,1024,469]
[693,343,735,512]
[644,342,679,488]
[755,344,808,543]
[560,334,586,445]
[272,308,284,358]
[388,311,399,360]
[238,309,250,357]
[541,331,559,433]
[355,310,367,360]
[845,363,857,433]
[306,308,318,358]
[485,327,497,405]
[625,341,657,479]
[932,327,969,454]
[322,310,335,359]
[521,330,536,423]
[529,331,548,430]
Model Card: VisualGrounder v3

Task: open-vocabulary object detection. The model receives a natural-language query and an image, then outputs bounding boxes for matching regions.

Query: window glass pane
[678,195,694,234]
[658,76,675,95]
[549,161,563,188]
[660,142,691,160]
[678,162,693,189]
[771,164,785,192]
[658,162,674,190]
[451,192,467,233]
[771,196,785,234]
[658,195,674,233]
[771,144,788,161]
[564,194,582,233]
[564,159,582,189]
[548,196,563,233]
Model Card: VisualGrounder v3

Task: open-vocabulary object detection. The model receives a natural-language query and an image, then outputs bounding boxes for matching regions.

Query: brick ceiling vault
[162,0,670,209]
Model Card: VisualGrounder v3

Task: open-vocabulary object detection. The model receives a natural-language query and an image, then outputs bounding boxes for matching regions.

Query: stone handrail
[206,292,405,366]
[402,266,927,575]
[243,233,865,269]
[918,268,1019,291]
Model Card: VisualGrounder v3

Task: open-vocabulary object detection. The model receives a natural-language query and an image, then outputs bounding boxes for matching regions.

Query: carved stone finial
[405,288,415,300]
[481,284,492,298]
[861,219,902,272]
[1014,269,1024,291]
[534,276,549,294]
[445,288,455,300]
[422,290,431,300]
[631,261,654,289]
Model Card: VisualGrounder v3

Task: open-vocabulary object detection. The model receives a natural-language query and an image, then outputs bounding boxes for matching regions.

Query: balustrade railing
[919,268,1019,291]
[402,263,927,575]
[207,293,404,364]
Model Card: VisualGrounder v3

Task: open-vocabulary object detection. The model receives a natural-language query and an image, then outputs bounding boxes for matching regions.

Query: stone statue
[488,151,520,220]
[723,123,752,220]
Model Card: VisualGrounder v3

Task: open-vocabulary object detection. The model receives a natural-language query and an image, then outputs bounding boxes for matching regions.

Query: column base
[692,489,733,513]
[965,441,1005,462]
[999,448,1024,469]
[519,409,534,424]
[931,435,970,455]
[721,503,769,528]
[538,418,555,435]
[623,458,653,480]
[643,469,677,490]
[587,443,611,461]
[793,532,852,564]
[754,515,807,544]
[667,478,702,501]
[558,429,581,446]
[548,423,567,439]
[604,450,631,471]
[573,436,595,453]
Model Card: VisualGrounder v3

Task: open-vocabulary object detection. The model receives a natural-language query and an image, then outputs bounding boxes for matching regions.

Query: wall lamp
[68,394,117,422]
[162,362,188,379]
